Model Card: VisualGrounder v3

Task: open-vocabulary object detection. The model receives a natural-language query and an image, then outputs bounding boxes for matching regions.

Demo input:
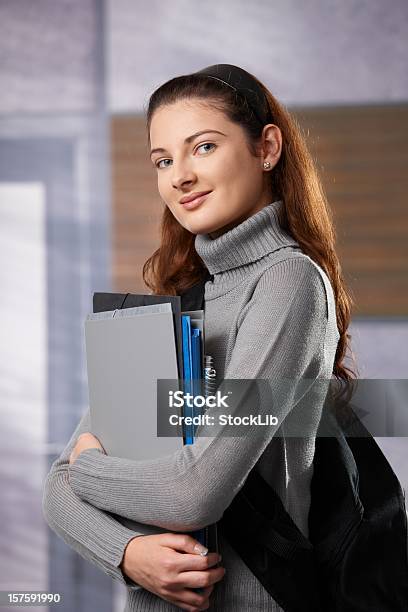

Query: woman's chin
[188,223,220,236]
[180,216,217,236]
[182,213,230,237]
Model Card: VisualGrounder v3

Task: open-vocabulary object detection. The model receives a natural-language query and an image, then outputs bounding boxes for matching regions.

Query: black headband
[192,63,270,127]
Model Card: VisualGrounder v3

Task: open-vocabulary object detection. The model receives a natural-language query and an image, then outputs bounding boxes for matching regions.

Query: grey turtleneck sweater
[42,200,340,611]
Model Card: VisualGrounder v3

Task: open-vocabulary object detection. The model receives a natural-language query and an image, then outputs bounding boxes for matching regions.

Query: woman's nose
[171,161,197,190]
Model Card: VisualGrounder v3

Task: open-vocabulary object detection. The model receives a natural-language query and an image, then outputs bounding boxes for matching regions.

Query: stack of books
[84,291,218,552]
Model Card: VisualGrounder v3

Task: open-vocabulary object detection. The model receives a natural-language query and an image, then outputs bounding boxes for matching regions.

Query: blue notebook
[192,327,203,436]
[181,315,194,444]
[181,315,207,548]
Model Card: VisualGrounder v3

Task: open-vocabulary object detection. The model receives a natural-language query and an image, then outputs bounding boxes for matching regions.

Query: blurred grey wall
[106,0,408,111]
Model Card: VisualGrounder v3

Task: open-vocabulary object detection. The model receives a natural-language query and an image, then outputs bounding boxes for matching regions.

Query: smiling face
[149,98,281,237]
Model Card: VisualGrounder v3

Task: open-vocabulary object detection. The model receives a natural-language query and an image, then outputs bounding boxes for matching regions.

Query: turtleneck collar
[194,200,299,276]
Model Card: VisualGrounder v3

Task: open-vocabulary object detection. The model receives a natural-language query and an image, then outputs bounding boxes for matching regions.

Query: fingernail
[194,543,208,556]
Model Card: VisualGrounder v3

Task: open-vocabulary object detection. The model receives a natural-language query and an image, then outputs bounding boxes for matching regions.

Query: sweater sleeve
[42,406,161,591]
[68,258,329,532]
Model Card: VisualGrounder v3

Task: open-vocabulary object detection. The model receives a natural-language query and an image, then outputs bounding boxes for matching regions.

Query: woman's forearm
[42,409,161,589]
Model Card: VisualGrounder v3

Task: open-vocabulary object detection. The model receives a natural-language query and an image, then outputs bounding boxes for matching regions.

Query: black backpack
[180,273,408,612]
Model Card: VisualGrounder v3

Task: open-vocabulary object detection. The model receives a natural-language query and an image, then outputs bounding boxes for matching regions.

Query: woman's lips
[180,191,212,210]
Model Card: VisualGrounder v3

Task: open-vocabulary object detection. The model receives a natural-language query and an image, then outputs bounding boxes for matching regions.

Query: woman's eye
[155,158,171,169]
[196,142,216,154]
[154,143,216,169]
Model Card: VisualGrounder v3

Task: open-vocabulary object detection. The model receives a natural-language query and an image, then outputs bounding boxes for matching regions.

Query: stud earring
[263,161,271,169]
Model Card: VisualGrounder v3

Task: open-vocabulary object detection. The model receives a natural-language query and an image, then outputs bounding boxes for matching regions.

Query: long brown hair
[143,71,358,383]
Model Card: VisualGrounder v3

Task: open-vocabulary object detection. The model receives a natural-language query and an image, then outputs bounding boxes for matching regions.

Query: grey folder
[93,291,184,381]
[85,303,183,461]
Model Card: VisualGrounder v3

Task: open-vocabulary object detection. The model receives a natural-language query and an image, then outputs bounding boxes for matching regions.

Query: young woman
[43,64,355,611]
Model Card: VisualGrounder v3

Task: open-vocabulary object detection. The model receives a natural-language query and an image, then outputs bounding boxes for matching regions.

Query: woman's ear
[261,124,282,170]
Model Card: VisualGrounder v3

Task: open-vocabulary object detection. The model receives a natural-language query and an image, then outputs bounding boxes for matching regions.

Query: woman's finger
[174,551,221,573]
[158,533,208,556]
[169,585,213,610]
[171,601,209,612]
[172,600,210,611]
[175,566,225,589]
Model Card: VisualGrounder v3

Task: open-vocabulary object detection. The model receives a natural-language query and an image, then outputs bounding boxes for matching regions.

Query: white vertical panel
[0,182,47,593]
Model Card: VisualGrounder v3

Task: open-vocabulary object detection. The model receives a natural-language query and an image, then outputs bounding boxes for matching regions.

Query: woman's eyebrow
[150,129,226,158]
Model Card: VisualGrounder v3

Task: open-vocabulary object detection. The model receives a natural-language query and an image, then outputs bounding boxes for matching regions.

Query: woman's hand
[69,433,105,465]
[121,533,225,611]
